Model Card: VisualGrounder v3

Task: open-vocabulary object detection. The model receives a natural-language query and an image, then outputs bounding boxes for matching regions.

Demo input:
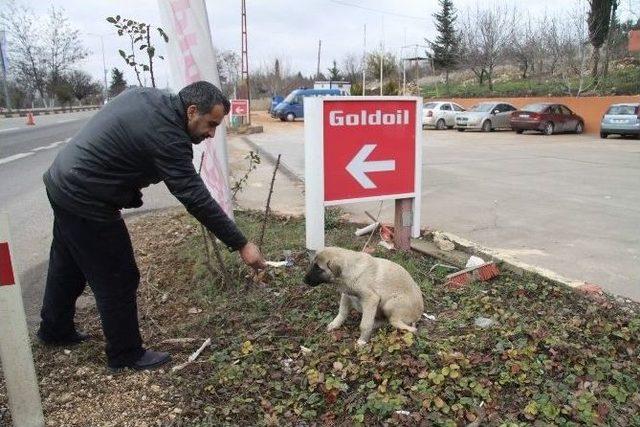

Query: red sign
[231,99,249,116]
[323,100,416,202]
[0,242,16,286]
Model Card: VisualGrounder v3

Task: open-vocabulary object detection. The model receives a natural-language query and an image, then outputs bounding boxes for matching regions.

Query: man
[37,81,266,371]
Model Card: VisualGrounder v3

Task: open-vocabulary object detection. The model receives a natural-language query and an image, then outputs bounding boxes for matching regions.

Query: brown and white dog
[304,247,424,345]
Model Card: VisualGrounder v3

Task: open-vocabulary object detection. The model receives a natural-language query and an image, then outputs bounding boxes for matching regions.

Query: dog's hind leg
[327,293,351,331]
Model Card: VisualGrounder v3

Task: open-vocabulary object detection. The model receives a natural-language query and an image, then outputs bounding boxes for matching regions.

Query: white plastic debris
[378,240,395,250]
[422,313,437,321]
[466,255,485,268]
[395,410,411,416]
[172,338,212,372]
[355,222,380,236]
[474,317,497,328]
[265,261,288,268]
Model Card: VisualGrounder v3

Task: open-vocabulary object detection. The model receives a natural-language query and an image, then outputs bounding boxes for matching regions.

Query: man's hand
[239,242,267,270]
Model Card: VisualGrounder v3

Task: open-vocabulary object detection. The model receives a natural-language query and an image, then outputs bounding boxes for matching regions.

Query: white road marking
[0,152,34,165]
[0,138,70,166]
[0,127,20,133]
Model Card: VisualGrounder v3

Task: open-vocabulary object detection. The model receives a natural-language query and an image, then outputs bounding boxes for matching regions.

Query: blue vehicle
[268,95,284,115]
[271,88,342,121]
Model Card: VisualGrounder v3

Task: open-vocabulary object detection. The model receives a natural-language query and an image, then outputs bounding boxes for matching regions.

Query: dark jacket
[43,87,247,251]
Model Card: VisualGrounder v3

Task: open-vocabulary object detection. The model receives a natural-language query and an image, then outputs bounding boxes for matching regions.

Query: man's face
[186,104,226,144]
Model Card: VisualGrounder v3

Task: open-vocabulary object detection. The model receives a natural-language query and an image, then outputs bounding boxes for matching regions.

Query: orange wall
[629,30,640,53]
[444,95,640,134]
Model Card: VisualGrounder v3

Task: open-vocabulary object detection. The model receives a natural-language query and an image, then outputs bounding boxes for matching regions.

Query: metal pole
[0,30,12,111]
[316,39,322,80]
[362,24,366,96]
[100,35,108,103]
[379,17,384,96]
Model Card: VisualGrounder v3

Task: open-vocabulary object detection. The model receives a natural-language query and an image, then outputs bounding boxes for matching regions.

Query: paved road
[246,121,640,301]
[0,112,179,325]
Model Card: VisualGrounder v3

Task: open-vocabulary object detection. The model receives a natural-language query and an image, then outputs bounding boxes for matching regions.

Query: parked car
[455,102,516,132]
[600,103,640,139]
[510,103,584,135]
[422,101,465,130]
[271,88,342,121]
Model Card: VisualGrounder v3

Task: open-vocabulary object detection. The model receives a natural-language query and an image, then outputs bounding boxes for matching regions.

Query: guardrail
[2,105,101,118]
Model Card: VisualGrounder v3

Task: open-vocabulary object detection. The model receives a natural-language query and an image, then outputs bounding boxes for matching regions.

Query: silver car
[600,103,640,139]
[422,101,465,130]
[455,102,517,132]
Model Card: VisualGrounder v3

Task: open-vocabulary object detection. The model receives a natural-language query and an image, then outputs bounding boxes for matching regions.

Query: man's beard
[190,134,207,144]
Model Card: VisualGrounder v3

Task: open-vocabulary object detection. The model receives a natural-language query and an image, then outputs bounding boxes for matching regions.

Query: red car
[510,103,585,135]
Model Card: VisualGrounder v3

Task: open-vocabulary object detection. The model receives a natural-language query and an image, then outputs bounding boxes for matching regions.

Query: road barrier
[2,105,101,118]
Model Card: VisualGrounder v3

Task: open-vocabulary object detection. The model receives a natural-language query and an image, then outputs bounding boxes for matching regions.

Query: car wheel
[436,119,446,130]
[515,129,524,134]
[600,132,608,139]
[575,122,584,134]
[481,120,492,132]
[279,117,286,122]
[543,121,554,136]
[457,128,465,132]
[286,112,296,122]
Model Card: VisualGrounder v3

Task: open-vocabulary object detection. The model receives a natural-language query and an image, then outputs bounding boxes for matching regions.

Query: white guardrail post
[0,213,44,427]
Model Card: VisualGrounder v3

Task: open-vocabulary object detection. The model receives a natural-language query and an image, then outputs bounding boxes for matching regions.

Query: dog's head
[304,247,343,287]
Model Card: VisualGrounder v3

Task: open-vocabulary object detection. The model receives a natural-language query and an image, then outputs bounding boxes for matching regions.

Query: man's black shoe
[109,350,171,372]
[37,330,90,346]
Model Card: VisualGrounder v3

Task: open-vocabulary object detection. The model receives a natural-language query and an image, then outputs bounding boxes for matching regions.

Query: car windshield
[424,102,438,109]
[470,103,495,112]
[521,104,549,112]
[607,105,638,115]
[283,91,300,103]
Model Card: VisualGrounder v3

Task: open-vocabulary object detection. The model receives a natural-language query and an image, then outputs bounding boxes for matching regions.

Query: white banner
[157,0,233,218]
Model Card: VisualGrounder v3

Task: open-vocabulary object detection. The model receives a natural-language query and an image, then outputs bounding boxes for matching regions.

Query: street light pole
[86,32,109,104]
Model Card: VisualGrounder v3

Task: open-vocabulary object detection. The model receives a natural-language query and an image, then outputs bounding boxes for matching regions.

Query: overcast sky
[21,0,640,91]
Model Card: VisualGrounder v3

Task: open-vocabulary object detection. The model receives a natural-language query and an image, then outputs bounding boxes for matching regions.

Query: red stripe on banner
[0,242,16,286]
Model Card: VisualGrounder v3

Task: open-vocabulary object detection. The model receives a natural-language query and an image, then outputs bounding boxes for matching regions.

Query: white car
[422,101,466,130]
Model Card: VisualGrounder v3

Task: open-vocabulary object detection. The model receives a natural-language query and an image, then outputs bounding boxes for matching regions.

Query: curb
[240,136,304,184]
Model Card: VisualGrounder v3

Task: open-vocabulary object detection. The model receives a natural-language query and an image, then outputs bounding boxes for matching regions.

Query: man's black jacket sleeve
[153,140,247,251]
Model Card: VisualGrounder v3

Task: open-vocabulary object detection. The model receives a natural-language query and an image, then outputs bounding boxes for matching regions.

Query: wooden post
[394,198,413,250]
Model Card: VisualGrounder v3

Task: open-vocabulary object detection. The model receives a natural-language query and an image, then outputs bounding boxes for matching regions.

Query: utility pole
[240,0,250,125]
[316,39,322,80]
[87,32,109,104]
[0,30,11,110]
[362,24,366,96]
[379,17,384,96]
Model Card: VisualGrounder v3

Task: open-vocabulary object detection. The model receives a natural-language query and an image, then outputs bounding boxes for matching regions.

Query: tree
[506,15,538,78]
[327,59,341,80]
[459,5,516,90]
[340,53,362,84]
[216,49,240,96]
[587,0,613,79]
[366,50,398,80]
[0,1,88,107]
[109,67,127,97]
[107,15,168,88]
[426,0,460,86]
[67,70,97,103]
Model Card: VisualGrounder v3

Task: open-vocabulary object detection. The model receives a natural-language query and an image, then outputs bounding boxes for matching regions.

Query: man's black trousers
[39,199,145,367]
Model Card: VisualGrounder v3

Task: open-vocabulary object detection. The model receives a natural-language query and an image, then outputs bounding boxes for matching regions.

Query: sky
[16,0,640,91]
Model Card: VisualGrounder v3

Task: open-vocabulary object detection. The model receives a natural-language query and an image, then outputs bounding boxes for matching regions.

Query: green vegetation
[421,67,640,99]
[168,211,639,425]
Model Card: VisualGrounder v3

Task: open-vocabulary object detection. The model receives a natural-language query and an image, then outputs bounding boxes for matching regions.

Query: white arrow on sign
[346,144,396,189]
[235,107,246,114]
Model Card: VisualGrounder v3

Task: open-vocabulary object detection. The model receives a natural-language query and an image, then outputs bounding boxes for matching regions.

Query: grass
[166,210,640,426]
[421,67,640,98]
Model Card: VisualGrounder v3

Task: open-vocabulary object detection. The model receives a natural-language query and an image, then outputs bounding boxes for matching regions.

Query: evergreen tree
[588,0,613,79]
[109,68,127,97]
[426,0,460,86]
[327,59,341,80]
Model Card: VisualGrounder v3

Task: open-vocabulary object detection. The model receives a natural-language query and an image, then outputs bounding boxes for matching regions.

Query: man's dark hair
[179,81,230,115]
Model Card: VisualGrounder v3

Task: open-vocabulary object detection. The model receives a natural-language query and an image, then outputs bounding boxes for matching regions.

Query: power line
[329,0,430,21]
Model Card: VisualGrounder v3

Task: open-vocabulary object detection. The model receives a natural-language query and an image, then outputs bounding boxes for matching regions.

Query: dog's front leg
[357,295,380,345]
[327,293,351,331]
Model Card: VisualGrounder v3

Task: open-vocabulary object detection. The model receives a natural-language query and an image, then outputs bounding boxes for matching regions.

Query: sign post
[230,99,249,127]
[304,96,422,251]
[0,213,44,427]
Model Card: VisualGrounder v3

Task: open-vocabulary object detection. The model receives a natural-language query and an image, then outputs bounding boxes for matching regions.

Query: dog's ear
[327,260,342,277]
